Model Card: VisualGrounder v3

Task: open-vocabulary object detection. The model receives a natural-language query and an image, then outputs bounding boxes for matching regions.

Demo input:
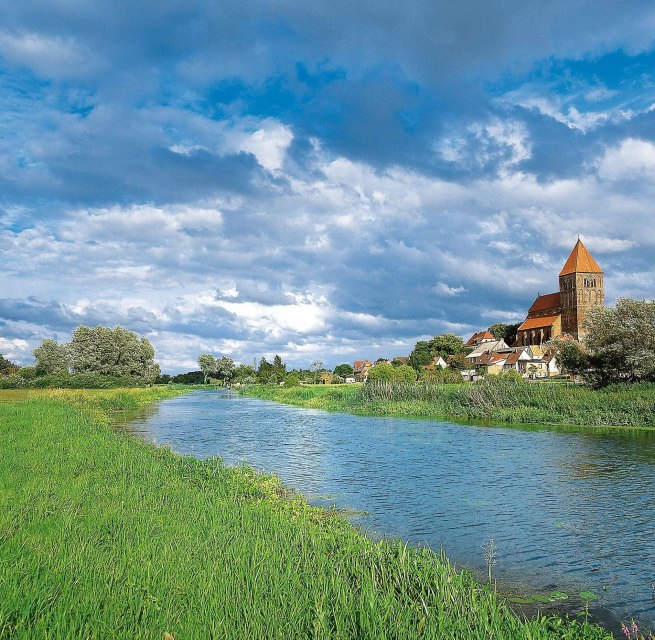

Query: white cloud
[596,138,655,181]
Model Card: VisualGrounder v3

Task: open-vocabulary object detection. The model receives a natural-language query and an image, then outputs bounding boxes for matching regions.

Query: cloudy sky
[2,2,655,372]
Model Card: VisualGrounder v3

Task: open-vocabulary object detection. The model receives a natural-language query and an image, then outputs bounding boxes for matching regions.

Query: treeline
[0,325,160,389]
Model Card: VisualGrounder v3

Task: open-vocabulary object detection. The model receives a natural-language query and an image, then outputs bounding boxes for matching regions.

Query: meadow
[0,387,614,638]
[239,378,655,428]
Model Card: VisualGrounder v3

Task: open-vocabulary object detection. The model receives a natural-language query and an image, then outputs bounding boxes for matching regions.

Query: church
[515,239,604,346]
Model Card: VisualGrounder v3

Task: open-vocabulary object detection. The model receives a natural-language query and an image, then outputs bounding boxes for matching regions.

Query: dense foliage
[555,298,655,387]
[409,333,468,370]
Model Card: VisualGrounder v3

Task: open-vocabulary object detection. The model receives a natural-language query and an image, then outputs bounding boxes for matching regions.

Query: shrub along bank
[0,388,612,639]
[238,378,655,428]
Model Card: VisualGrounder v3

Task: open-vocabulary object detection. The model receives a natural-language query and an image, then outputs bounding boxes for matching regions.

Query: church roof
[528,292,560,314]
[517,315,560,331]
[559,239,603,276]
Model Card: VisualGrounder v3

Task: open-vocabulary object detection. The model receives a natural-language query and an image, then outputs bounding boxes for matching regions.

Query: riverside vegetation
[237,377,655,428]
[0,388,614,639]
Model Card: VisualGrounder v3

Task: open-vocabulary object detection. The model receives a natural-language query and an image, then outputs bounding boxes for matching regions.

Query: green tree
[34,339,70,375]
[233,364,256,384]
[408,341,432,370]
[257,357,273,384]
[198,354,217,384]
[367,362,395,382]
[70,326,159,383]
[215,356,235,385]
[0,354,18,376]
[554,298,655,387]
[489,322,521,346]
[409,333,467,371]
[393,364,416,383]
[446,353,469,371]
[333,363,354,378]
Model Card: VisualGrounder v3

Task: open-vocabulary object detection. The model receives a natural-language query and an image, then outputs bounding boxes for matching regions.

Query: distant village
[350,239,604,383]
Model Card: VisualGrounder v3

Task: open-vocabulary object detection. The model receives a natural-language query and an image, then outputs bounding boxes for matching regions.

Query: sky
[2,1,655,373]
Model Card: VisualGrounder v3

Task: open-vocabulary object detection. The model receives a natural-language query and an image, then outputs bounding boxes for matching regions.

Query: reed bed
[0,389,611,638]
[242,379,655,428]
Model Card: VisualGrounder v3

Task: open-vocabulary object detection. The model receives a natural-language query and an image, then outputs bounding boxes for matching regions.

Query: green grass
[239,379,655,428]
[0,388,614,638]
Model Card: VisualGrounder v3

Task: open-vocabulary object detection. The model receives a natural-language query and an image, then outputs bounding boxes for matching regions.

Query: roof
[517,315,560,331]
[466,330,494,346]
[559,239,603,276]
[504,351,521,366]
[466,339,509,357]
[528,292,560,314]
[354,360,372,369]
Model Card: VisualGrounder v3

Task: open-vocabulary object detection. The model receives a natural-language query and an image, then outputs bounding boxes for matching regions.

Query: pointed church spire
[559,238,603,276]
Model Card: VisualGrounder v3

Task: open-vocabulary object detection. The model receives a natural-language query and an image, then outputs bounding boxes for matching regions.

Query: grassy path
[0,388,613,638]
[237,380,655,429]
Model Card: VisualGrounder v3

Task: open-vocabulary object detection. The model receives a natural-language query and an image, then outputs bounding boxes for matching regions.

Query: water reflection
[119,389,655,631]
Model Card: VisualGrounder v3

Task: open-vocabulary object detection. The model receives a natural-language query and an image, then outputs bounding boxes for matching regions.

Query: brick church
[515,239,604,346]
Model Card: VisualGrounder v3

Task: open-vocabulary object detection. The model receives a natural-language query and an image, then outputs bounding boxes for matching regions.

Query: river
[120,389,655,632]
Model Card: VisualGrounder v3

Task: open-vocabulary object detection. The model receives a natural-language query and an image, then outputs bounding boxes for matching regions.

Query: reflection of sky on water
[120,390,655,632]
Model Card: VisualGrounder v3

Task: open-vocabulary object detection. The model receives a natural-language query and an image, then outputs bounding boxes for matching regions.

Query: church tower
[558,239,604,340]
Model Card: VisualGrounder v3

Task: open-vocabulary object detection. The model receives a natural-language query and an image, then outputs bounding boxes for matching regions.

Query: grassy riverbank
[238,379,655,428]
[0,388,613,638]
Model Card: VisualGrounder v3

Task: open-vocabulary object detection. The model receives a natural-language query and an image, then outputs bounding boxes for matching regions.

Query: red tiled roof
[466,330,494,346]
[504,351,521,366]
[559,239,603,276]
[518,315,560,331]
[528,292,560,314]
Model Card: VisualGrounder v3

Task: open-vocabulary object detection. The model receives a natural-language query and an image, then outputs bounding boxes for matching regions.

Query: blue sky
[2,1,655,372]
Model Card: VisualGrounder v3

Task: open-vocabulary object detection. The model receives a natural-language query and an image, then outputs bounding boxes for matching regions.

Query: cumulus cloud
[1,2,654,370]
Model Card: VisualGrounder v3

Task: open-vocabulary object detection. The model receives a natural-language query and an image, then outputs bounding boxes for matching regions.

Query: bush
[27,373,139,389]
[0,374,26,389]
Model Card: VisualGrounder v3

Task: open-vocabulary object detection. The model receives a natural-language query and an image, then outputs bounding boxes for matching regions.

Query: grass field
[238,378,655,428]
[0,387,616,638]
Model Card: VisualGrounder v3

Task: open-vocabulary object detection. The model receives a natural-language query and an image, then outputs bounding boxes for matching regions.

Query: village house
[353,360,372,382]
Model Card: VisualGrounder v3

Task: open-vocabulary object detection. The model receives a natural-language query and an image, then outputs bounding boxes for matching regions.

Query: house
[423,356,447,371]
[353,360,372,382]
[466,330,495,347]
[502,348,532,373]
[475,352,507,375]
[465,339,509,365]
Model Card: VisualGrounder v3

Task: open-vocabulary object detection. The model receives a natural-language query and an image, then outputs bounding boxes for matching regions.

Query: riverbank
[0,388,614,638]
[237,379,655,428]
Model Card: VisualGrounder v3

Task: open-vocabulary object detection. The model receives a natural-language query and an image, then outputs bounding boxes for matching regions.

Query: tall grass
[0,389,611,638]
[239,379,655,428]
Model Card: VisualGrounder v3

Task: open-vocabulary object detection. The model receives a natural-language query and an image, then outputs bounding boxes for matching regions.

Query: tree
[367,362,395,382]
[446,353,469,371]
[70,325,159,382]
[409,333,467,371]
[310,360,323,384]
[233,364,256,384]
[333,363,354,378]
[408,341,432,370]
[554,298,655,387]
[489,322,521,346]
[34,339,70,375]
[214,356,235,385]
[0,354,18,376]
[198,354,216,384]
[393,364,416,383]
[257,357,273,384]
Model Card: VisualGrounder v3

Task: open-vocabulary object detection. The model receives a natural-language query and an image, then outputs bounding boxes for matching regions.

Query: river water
[121,389,655,631]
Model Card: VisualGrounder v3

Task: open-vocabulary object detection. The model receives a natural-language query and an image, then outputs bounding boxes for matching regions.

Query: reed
[0,388,612,638]
[240,379,655,428]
